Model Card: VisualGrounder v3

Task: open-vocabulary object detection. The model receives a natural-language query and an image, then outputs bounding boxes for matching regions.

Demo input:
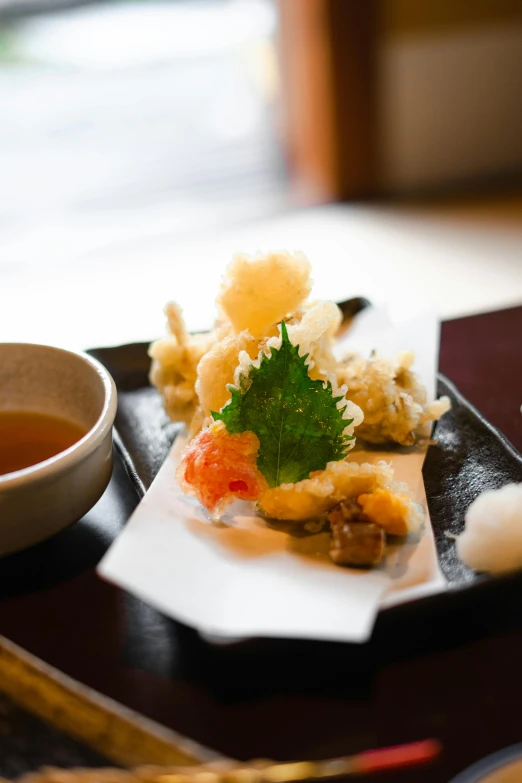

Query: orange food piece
[178,421,268,516]
[357,488,412,536]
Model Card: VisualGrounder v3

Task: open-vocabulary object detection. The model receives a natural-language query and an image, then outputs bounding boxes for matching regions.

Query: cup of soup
[0,343,117,556]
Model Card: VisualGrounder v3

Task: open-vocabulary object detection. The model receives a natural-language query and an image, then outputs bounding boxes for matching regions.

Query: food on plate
[178,420,267,517]
[328,500,385,567]
[150,250,450,568]
[337,352,450,446]
[357,488,420,536]
[456,483,522,575]
[257,459,393,521]
[149,302,215,426]
[217,250,312,337]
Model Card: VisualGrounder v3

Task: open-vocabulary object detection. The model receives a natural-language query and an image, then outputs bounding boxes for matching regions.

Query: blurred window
[0,0,288,247]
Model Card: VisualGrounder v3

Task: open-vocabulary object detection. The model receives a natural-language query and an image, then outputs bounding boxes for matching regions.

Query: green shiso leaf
[212,321,353,488]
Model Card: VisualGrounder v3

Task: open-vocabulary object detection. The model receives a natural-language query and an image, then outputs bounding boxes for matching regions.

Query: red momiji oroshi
[177,421,268,516]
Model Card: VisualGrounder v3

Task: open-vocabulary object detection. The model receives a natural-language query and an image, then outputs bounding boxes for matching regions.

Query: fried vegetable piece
[195,328,259,417]
[358,487,420,535]
[337,351,450,446]
[259,459,393,521]
[328,500,385,567]
[177,421,268,518]
[217,250,312,337]
[149,302,216,424]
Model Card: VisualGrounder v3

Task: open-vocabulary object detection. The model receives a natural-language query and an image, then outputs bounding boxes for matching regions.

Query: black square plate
[88,337,522,622]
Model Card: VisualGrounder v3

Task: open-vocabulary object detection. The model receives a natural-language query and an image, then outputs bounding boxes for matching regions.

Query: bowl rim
[449,743,522,782]
[0,343,117,489]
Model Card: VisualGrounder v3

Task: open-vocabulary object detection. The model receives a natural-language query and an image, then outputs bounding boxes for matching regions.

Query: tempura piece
[271,300,341,381]
[149,303,216,425]
[358,487,422,535]
[217,250,312,337]
[337,351,450,446]
[178,420,268,518]
[328,500,385,567]
[258,460,394,521]
[195,329,259,417]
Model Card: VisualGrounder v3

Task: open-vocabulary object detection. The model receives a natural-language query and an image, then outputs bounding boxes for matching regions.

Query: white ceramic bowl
[0,343,117,556]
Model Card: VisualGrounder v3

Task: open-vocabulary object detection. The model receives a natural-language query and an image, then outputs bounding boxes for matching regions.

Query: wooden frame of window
[277,0,378,201]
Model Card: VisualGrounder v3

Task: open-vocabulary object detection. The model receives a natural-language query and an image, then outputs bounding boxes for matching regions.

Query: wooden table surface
[0,305,521,782]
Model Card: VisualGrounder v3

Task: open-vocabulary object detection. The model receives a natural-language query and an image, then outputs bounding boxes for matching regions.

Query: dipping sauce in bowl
[0,411,87,476]
[0,343,117,556]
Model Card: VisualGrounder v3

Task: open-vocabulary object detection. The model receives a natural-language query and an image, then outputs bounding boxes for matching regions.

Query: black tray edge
[437,374,522,468]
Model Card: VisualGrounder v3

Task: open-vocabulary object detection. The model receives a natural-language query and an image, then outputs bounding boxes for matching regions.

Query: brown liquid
[0,411,87,476]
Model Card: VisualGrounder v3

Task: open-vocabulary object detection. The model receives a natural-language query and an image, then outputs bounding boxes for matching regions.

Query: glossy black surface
[426,375,522,585]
